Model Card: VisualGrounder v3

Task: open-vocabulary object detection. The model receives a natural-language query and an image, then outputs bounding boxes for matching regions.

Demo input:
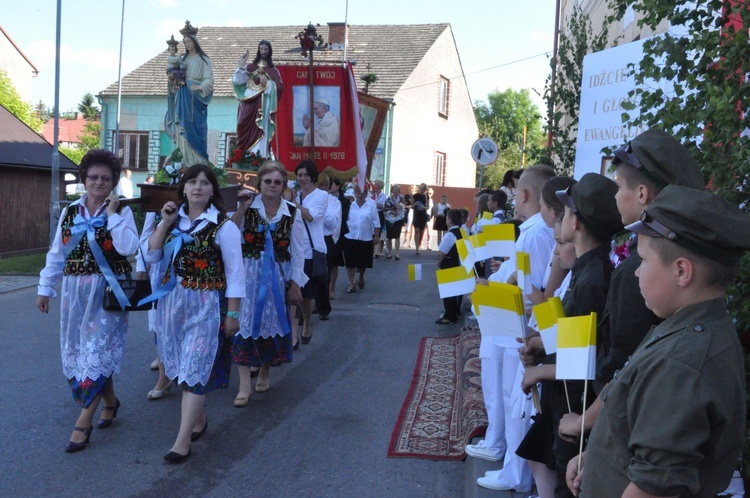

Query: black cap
[556,173,624,239]
[626,185,750,265]
[613,129,705,190]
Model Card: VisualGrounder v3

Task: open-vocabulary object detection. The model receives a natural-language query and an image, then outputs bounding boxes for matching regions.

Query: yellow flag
[456,239,476,273]
[471,282,526,338]
[516,251,532,295]
[532,297,565,354]
[556,313,597,380]
[483,224,516,259]
[436,265,475,298]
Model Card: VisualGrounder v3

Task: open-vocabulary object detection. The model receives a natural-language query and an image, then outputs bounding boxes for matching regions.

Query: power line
[400,51,551,92]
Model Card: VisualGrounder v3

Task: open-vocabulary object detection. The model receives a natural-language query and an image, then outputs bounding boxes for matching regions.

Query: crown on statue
[166,35,179,48]
[179,20,199,37]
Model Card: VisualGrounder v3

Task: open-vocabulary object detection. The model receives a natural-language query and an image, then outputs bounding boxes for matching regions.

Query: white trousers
[479,338,532,489]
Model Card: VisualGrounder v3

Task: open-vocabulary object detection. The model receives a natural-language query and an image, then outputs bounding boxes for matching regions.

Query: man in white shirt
[117,168,133,198]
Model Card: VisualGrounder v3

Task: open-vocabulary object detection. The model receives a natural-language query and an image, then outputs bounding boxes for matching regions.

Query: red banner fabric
[275,64,363,180]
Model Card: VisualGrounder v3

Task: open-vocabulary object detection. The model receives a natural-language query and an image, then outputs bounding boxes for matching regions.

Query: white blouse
[345,198,381,241]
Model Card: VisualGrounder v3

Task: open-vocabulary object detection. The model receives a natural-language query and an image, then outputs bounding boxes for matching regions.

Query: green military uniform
[582,185,749,497]
[596,128,706,394]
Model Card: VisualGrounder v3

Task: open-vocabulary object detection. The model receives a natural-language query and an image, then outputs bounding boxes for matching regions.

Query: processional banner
[276,63,366,184]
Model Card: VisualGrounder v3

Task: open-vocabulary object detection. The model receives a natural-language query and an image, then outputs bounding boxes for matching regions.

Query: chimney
[328,22,348,50]
[75,112,82,120]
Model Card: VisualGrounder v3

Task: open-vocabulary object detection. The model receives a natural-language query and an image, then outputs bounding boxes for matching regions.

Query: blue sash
[137,227,195,306]
[63,213,130,311]
[252,222,290,338]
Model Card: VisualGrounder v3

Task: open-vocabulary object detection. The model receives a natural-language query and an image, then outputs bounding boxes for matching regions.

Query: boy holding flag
[567,186,749,497]
[517,173,623,497]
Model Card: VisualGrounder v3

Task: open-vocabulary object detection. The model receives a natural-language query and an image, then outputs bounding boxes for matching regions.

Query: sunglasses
[86,174,113,182]
[262,179,283,186]
[639,211,677,240]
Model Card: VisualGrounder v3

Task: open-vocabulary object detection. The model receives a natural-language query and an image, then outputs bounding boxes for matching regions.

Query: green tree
[608,0,750,479]
[77,92,99,119]
[0,69,43,131]
[474,88,545,188]
[544,5,611,175]
[78,119,101,151]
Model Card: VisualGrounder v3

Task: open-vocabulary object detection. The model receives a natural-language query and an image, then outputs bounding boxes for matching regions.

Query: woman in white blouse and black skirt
[343,184,381,293]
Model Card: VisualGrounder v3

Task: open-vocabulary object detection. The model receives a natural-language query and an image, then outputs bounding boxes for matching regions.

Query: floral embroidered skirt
[232,256,293,367]
[60,275,128,406]
[156,285,231,394]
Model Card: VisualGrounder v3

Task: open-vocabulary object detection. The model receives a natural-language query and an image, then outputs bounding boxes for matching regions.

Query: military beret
[613,129,705,190]
[556,173,624,239]
[626,185,750,264]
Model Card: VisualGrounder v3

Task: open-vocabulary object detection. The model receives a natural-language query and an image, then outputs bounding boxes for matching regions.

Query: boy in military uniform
[517,173,623,498]
[566,185,749,497]
[558,129,705,441]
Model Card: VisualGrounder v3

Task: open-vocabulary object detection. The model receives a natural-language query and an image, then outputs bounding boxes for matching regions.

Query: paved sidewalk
[0,275,38,294]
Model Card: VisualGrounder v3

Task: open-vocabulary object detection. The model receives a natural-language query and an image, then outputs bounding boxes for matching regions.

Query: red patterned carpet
[387,326,487,460]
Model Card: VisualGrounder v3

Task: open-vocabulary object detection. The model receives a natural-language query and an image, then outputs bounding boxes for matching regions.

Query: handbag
[103,275,156,311]
[303,218,328,280]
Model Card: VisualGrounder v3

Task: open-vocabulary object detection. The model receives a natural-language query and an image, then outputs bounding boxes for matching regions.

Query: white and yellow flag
[532,297,565,355]
[483,224,516,260]
[469,234,491,261]
[471,282,526,338]
[456,238,476,274]
[556,313,597,380]
[408,264,422,281]
[516,251,533,296]
[436,265,475,298]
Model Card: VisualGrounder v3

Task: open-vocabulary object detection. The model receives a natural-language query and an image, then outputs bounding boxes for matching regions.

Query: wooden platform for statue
[123,183,240,212]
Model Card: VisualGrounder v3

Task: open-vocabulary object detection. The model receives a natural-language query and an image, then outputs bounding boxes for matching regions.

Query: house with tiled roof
[42,113,89,149]
[0,104,78,256]
[98,22,478,189]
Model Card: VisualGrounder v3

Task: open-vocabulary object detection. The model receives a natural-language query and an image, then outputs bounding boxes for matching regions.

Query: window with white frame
[115,131,149,170]
[434,152,446,186]
[438,76,450,117]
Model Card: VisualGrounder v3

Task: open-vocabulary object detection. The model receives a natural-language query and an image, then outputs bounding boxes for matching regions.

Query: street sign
[471,137,498,166]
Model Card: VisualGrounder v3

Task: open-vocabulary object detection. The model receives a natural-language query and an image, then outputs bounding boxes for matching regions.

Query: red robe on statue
[235,63,284,153]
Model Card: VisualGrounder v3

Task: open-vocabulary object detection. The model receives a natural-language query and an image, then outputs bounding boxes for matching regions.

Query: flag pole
[520,316,542,413]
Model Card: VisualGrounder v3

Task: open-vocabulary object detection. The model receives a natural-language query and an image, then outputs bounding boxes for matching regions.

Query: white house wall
[390,28,478,188]
[0,31,35,103]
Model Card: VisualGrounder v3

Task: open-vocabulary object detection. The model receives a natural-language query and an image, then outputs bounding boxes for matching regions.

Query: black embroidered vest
[163,213,230,291]
[240,203,296,263]
[61,203,132,276]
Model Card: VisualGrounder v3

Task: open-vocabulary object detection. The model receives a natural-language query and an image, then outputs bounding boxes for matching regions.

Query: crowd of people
[36,149,430,463]
[36,127,748,495]
[436,131,746,497]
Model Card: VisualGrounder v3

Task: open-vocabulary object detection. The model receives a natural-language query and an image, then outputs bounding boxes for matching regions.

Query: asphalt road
[0,248,466,497]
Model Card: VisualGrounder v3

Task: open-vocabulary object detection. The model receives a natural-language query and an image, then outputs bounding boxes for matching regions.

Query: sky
[3,0,556,114]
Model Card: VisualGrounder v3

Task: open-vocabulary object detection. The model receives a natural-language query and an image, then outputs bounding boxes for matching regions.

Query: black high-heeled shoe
[97,398,121,429]
[164,448,192,464]
[65,425,93,453]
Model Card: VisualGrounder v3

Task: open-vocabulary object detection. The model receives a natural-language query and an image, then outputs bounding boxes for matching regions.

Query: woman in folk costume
[142,163,244,463]
[36,149,139,453]
[231,161,306,407]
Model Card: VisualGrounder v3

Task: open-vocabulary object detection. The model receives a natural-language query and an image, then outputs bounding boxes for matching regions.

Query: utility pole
[49,0,62,244]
